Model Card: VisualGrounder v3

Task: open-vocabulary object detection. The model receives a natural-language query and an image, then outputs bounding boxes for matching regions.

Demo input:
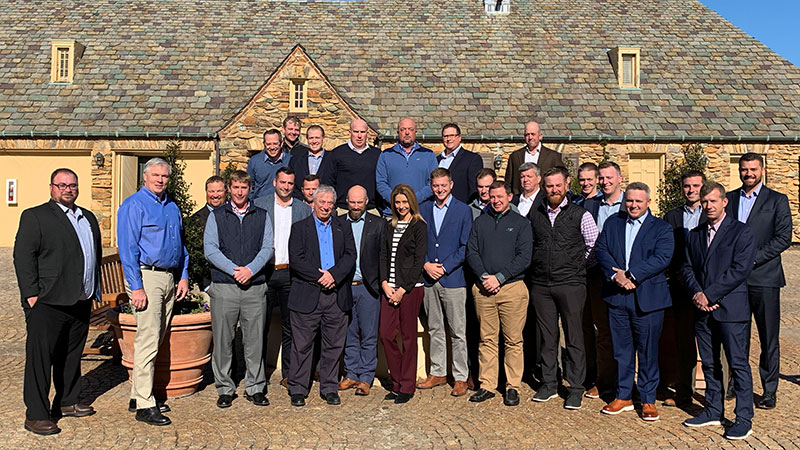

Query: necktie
[707,224,716,248]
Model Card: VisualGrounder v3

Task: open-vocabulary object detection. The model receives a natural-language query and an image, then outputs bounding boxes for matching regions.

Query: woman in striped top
[379,184,427,404]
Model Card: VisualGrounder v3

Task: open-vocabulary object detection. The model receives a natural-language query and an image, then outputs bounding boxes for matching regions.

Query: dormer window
[289,79,307,113]
[50,40,84,84]
[484,0,509,15]
[608,46,641,89]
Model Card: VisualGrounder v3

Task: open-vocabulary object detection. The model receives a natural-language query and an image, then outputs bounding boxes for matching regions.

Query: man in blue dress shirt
[247,129,292,198]
[117,158,190,426]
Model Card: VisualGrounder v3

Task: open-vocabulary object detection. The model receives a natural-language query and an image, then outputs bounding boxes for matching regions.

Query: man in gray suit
[254,166,312,389]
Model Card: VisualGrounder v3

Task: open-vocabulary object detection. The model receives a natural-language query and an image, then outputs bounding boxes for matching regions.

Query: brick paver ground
[3,247,800,448]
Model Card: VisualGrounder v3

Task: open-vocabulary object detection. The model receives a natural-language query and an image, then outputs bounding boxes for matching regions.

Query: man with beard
[282,116,310,157]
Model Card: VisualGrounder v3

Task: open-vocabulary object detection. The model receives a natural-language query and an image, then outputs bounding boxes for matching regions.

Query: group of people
[13,115,792,442]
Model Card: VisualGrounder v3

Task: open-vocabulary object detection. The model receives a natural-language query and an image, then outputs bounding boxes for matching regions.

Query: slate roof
[1,0,799,137]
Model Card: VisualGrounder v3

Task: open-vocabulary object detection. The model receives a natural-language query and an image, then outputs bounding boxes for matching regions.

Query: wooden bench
[83,252,128,358]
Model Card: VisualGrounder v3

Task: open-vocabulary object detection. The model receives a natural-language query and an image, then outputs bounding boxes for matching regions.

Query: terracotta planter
[108,307,212,398]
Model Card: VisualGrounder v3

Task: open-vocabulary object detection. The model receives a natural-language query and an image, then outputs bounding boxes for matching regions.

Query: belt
[351,280,363,286]
[274,264,289,270]
[140,264,174,272]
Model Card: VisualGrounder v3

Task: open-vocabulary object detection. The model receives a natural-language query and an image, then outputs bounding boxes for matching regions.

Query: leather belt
[351,280,363,286]
[140,264,174,272]
[274,264,289,270]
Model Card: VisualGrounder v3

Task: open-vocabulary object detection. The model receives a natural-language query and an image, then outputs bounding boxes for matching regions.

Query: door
[628,154,664,215]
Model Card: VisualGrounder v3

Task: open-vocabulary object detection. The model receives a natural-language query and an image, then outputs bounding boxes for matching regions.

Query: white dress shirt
[273,198,293,265]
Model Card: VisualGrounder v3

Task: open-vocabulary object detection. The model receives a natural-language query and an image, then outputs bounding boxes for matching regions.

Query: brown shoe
[601,398,634,415]
[451,381,468,397]
[642,403,660,421]
[60,403,96,418]
[339,378,359,390]
[416,375,447,389]
[24,419,60,436]
[584,386,600,399]
[663,394,692,407]
[280,378,288,389]
[466,376,476,391]
[355,382,371,396]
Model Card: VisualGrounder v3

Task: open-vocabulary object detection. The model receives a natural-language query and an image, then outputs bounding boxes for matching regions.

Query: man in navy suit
[437,123,484,203]
[289,125,332,201]
[286,185,356,407]
[595,182,673,422]
[725,152,792,409]
[683,181,756,440]
[417,168,474,396]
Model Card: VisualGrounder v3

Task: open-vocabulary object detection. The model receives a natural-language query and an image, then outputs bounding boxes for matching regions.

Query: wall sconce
[493,144,504,170]
[93,152,105,167]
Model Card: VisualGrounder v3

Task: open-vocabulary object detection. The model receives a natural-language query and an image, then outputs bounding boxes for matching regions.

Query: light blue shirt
[347,213,365,282]
[315,216,335,271]
[203,203,274,277]
[246,151,291,198]
[597,193,623,232]
[625,211,648,270]
[308,151,324,175]
[438,146,461,169]
[433,195,452,235]
[57,203,96,300]
[682,204,702,232]
[737,183,762,223]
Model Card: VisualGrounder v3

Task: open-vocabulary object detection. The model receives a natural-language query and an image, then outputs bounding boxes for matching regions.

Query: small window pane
[292,81,305,110]
[58,47,70,80]
[622,54,634,85]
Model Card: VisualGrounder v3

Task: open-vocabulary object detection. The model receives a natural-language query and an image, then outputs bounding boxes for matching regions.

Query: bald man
[324,119,382,213]
[504,121,564,195]
[376,118,438,216]
[338,185,387,396]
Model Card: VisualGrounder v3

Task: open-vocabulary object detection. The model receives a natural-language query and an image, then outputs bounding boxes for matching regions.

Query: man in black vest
[14,168,102,435]
[529,167,599,410]
[204,170,274,408]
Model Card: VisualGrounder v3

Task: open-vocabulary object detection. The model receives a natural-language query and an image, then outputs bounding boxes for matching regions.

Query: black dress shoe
[394,392,413,404]
[290,394,306,407]
[469,388,496,403]
[321,392,341,405]
[504,388,520,406]
[128,399,170,413]
[245,392,270,406]
[135,406,171,426]
[217,394,233,408]
[384,391,399,401]
[24,419,61,436]
[757,392,776,409]
[59,403,96,418]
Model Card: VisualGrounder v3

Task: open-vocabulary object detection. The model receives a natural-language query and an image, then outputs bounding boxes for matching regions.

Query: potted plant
[108,141,214,398]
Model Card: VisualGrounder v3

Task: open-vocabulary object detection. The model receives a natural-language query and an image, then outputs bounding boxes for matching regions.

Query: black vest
[529,200,588,286]
[210,203,268,285]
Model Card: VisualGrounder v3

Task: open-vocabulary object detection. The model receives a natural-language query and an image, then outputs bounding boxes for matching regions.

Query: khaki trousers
[126,270,176,409]
[473,280,528,390]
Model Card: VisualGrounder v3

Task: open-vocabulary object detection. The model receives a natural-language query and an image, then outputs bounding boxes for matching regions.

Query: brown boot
[416,375,447,389]
[451,381,468,397]
[338,378,359,390]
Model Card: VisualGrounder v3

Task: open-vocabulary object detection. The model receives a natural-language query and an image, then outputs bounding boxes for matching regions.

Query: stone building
[1,0,799,246]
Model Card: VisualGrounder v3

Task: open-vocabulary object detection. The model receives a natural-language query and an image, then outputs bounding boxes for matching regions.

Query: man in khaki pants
[466,182,532,407]
[117,158,189,426]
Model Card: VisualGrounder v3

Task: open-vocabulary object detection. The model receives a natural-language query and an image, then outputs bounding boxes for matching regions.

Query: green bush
[656,143,708,216]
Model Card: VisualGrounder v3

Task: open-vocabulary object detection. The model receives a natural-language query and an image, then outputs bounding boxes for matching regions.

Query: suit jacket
[341,212,387,297]
[419,198,473,288]
[682,214,756,322]
[379,219,427,293]
[595,211,674,313]
[289,148,334,200]
[663,205,707,284]
[725,185,792,287]
[288,215,357,313]
[14,200,103,307]
[437,148,484,203]
[504,145,564,195]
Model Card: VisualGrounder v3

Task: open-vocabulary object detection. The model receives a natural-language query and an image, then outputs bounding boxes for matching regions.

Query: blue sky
[700,0,800,67]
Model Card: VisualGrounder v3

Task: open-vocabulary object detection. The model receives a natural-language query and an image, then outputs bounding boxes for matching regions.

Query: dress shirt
[314,216,335,271]
[307,151,324,175]
[737,183,762,223]
[347,213,365,281]
[518,189,540,217]
[438,146,461,169]
[347,140,368,155]
[57,202,96,300]
[546,197,599,264]
[625,211,648,269]
[707,213,725,248]
[273,197,293,265]
[524,142,542,164]
[433,195,452,234]
[117,186,189,291]
[203,204,274,276]
[232,201,249,219]
[682,204,702,231]
[246,151,290,198]
[597,192,623,232]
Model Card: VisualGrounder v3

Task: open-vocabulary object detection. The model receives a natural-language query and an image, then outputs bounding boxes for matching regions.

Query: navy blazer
[681,214,756,322]
[288,215,357,314]
[725,185,792,288]
[663,205,707,284]
[289,148,334,201]
[595,211,674,313]
[437,148,483,203]
[341,212,387,297]
[419,197,473,288]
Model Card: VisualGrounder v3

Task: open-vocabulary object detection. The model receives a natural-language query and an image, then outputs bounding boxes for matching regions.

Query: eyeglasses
[51,183,78,191]
[442,134,459,139]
